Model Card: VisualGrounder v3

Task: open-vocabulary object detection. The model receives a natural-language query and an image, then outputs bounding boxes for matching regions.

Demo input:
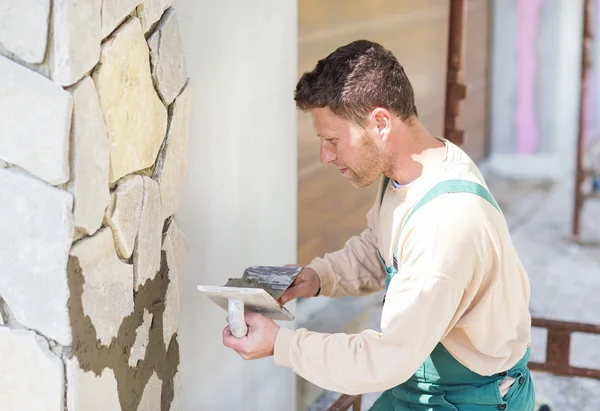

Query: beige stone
[170,371,183,411]
[0,327,64,411]
[0,55,72,185]
[137,0,171,33]
[134,177,163,290]
[138,372,162,411]
[93,17,167,184]
[70,228,134,346]
[162,220,187,347]
[66,357,122,411]
[0,168,74,345]
[153,83,191,220]
[67,76,110,235]
[53,0,102,86]
[104,174,144,259]
[147,8,188,105]
[0,0,50,64]
[164,220,188,299]
[101,0,140,39]
[129,309,152,367]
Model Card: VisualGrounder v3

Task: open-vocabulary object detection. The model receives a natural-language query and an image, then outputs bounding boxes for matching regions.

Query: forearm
[308,228,385,297]
[274,273,463,394]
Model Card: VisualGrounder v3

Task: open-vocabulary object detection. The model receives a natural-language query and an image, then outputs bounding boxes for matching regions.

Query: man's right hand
[278,266,321,305]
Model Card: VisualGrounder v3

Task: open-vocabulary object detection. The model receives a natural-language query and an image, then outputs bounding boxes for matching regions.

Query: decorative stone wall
[0,1,190,410]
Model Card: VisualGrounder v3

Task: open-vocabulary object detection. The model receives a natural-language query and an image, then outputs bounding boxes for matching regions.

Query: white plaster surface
[93,17,167,184]
[147,8,188,105]
[0,168,73,345]
[67,76,110,235]
[70,227,134,346]
[153,83,191,220]
[134,177,163,290]
[174,0,298,409]
[66,357,122,411]
[0,55,72,185]
[138,372,162,411]
[0,0,50,63]
[129,309,153,367]
[53,0,102,86]
[104,174,144,259]
[0,327,64,411]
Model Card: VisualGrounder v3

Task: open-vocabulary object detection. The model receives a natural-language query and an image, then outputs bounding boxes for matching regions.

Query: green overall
[369,178,535,411]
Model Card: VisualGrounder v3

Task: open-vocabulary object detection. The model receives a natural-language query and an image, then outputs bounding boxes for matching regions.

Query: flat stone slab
[134,177,163,290]
[226,265,303,301]
[70,227,134,346]
[162,221,187,347]
[0,168,73,345]
[52,0,101,86]
[137,371,162,411]
[153,83,191,220]
[147,8,188,105]
[104,174,144,259]
[137,0,171,33]
[129,308,152,367]
[0,55,72,185]
[93,17,167,184]
[67,76,110,235]
[101,0,140,39]
[170,371,183,411]
[0,327,64,411]
[66,357,122,411]
[163,220,188,298]
[0,0,50,63]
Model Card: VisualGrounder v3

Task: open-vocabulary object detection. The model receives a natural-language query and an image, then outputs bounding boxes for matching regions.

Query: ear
[370,108,392,142]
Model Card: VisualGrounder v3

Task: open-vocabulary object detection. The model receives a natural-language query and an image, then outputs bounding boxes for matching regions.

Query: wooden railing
[326,394,362,411]
[326,317,600,411]
[529,318,600,379]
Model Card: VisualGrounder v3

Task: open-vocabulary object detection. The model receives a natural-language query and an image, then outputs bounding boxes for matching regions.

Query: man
[223,40,535,410]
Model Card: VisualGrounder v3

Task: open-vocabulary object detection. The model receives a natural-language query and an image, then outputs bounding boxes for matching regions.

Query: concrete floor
[307,167,600,411]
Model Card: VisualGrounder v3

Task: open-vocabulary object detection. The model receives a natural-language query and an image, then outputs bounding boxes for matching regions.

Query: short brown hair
[294,40,418,125]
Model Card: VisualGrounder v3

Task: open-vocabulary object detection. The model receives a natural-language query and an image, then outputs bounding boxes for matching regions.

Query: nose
[320,141,336,165]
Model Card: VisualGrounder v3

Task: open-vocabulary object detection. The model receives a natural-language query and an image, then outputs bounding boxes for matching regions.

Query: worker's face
[311,107,391,188]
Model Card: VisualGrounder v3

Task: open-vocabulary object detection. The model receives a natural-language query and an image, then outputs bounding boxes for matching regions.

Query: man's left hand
[222,312,280,360]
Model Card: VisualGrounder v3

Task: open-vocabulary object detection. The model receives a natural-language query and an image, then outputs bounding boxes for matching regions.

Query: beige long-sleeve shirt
[274,139,532,395]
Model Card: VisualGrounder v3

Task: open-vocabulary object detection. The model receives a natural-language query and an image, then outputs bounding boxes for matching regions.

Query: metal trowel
[197,266,303,333]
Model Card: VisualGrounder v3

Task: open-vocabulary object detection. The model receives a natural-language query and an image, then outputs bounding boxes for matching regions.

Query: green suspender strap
[379,178,501,291]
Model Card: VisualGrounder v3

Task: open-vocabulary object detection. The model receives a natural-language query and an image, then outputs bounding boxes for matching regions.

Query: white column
[173,1,298,410]
[552,0,584,177]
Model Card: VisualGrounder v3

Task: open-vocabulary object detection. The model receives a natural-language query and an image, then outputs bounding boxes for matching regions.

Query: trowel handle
[228,298,248,338]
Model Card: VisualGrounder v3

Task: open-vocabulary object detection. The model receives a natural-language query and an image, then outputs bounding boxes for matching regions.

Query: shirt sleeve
[307,183,386,298]
[274,196,489,394]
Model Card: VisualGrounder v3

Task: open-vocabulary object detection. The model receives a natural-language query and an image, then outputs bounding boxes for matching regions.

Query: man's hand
[278,266,321,305]
[222,313,280,360]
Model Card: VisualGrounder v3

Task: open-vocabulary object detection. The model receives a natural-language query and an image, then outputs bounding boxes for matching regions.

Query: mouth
[338,168,348,175]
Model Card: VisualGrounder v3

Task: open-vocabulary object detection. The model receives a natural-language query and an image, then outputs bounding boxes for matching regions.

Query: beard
[345,132,393,188]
